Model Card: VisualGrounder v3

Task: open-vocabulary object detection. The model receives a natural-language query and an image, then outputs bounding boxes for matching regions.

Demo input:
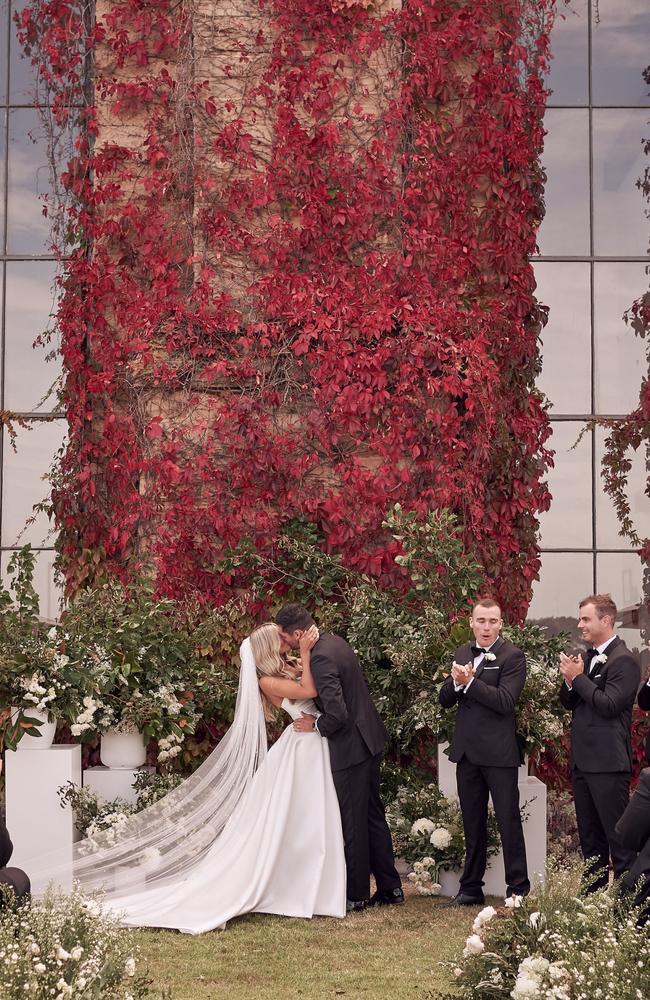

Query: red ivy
[19,0,556,621]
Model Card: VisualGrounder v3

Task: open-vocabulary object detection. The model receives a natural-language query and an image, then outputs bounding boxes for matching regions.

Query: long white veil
[27,638,267,897]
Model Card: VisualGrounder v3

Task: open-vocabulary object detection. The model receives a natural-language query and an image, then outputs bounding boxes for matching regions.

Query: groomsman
[559,593,639,891]
[439,598,530,906]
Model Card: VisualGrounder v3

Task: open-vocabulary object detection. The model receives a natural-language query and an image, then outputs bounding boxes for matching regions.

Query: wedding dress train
[104,698,346,933]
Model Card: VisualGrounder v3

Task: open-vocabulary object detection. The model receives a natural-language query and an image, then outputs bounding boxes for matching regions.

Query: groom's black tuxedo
[559,636,639,889]
[310,633,400,903]
[439,636,530,899]
[310,633,387,772]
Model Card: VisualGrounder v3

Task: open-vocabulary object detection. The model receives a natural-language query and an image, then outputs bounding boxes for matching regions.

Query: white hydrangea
[410,818,435,837]
[429,826,452,849]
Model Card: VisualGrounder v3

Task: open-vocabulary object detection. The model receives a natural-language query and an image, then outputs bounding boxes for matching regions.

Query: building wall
[0,0,648,632]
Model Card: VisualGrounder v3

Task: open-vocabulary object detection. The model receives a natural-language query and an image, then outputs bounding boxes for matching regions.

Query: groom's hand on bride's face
[293,712,317,732]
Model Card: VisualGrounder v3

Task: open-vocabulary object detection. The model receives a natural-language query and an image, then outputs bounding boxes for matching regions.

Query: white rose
[463,934,485,957]
[512,977,541,999]
[48,627,58,640]
[528,911,542,929]
[56,946,71,961]
[34,962,46,974]
[125,957,136,976]
[505,894,523,908]
[410,818,435,837]
[472,905,497,932]
[429,882,442,895]
[429,827,452,849]
[70,946,83,960]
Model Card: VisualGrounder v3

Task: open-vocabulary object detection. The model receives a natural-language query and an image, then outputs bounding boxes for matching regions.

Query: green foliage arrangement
[58,772,184,839]
[387,779,501,894]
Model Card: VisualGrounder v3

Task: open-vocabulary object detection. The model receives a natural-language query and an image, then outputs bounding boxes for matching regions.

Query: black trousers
[572,767,636,891]
[616,772,650,924]
[456,757,530,898]
[332,753,401,903]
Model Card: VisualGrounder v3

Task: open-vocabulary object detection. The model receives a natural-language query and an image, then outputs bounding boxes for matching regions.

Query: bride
[33,624,346,932]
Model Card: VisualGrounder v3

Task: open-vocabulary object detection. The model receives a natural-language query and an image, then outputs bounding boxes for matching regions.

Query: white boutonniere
[592,653,608,666]
[483,652,496,662]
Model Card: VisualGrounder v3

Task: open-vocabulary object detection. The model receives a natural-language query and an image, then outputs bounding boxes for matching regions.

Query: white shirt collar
[596,635,617,655]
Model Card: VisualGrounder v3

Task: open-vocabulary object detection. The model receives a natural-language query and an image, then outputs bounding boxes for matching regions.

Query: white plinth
[83,766,155,806]
[437,742,546,899]
[5,744,81,895]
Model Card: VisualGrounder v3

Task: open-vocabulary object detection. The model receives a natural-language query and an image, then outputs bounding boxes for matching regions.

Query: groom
[276,604,403,911]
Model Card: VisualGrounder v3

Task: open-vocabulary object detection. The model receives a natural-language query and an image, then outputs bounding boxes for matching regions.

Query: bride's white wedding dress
[103,698,346,933]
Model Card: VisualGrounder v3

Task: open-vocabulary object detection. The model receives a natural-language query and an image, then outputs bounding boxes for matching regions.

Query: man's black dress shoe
[440,893,485,908]
[346,898,369,912]
[368,887,405,907]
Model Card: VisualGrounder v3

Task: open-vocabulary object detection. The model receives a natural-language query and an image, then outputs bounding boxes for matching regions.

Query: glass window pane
[4,260,60,411]
[0,6,8,106]
[528,551,593,624]
[596,552,648,656]
[545,0,588,107]
[534,261,590,414]
[539,422,592,548]
[593,262,647,415]
[0,110,6,252]
[592,0,650,108]
[595,429,650,550]
[593,109,648,256]
[0,547,61,621]
[538,109,590,256]
[9,1,37,104]
[1,418,66,547]
[7,108,52,254]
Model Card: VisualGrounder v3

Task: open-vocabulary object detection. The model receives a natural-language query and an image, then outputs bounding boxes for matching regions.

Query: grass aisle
[135,897,474,1000]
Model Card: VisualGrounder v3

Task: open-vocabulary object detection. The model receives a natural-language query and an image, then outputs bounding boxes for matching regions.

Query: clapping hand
[451,661,473,687]
[559,652,584,683]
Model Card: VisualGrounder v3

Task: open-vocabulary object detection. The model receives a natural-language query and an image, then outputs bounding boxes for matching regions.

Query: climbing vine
[17,0,556,622]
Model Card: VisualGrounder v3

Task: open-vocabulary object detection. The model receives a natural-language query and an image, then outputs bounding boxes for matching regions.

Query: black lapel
[474,636,504,681]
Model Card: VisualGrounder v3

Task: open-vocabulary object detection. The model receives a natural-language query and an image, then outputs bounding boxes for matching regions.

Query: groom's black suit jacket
[309,633,387,772]
[438,637,525,767]
[559,637,639,772]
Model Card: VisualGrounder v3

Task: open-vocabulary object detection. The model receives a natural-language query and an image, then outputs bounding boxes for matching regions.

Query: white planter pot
[100,729,146,769]
[12,707,57,749]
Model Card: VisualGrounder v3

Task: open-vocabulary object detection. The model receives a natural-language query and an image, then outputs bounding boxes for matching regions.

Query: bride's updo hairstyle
[250,623,294,720]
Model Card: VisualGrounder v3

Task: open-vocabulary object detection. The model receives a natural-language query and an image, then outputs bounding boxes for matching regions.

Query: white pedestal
[437,743,546,899]
[83,766,155,806]
[5,745,81,895]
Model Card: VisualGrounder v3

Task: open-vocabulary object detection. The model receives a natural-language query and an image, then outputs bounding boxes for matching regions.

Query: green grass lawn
[134,895,478,1000]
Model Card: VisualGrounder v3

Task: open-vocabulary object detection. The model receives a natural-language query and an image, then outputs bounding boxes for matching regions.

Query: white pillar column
[5,745,81,895]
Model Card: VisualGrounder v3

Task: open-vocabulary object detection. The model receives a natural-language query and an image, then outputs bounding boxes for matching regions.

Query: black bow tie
[471,645,490,657]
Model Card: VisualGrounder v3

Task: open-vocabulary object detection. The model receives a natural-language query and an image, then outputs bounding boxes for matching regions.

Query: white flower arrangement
[429,826,452,849]
[592,653,608,666]
[0,884,148,999]
[472,905,497,933]
[410,817,435,837]
[483,652,497,662]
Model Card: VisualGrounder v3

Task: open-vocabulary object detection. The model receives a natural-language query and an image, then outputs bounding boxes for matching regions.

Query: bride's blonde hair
[250,622,294,720]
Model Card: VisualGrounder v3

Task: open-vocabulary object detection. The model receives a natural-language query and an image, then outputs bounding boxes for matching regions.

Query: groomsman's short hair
[471,597,502,616]
[580,593,617,623]
[276,603,315,632]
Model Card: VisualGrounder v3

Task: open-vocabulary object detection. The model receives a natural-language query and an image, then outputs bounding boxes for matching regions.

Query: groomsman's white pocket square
[483,666,499,670]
